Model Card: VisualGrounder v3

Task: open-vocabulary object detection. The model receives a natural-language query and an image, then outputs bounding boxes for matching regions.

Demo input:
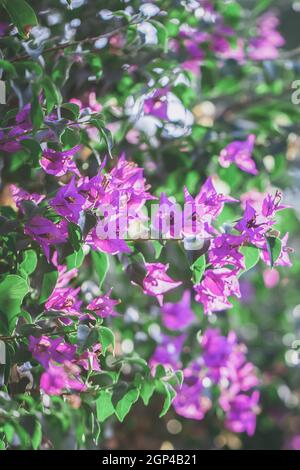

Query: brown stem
[10,23,135,63]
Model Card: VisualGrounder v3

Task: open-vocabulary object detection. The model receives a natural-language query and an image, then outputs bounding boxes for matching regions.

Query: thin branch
[10,22,135,63]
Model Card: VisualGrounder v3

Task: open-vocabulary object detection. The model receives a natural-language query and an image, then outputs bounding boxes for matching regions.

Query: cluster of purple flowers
[169,5,284,75]
[29,334,101,395]
[7,96,291,429]
[27,262,117,395]
[151,323,260,436]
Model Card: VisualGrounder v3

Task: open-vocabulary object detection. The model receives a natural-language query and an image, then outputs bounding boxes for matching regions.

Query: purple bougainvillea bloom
[259,191,287,222]
[194,268,241,314]
[29,336,76,369]
[24,216,67,261]
[10,184,45,213]
[150,334,186,370]
[162,290,194,330]
[209,234,245,270]
[45,286,82,314]
[201,328,235,370]
[40,145,81,177]
[173,363,212,421]
[50,177,85,223]
[78,171,106,210]
[261,232,293,269]
[0,103,32,153]
[153,192,181,239]
[144,88,169,120]
[184,177,237,237]
[248,13,284,61]
[70,91,102,113]
[142,262,182,306]
[40,361,86,395]
[77,345,101,372]
[107,154,155,210]
[234,202,265,247]
[87,290,120,318]
[85,226,132,255]
[220,390,260,436]
[219,135,257,175]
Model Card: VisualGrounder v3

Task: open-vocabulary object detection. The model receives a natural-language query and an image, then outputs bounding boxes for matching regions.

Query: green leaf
[61,103,80,121]
[30,95,44,130]
[19,249,38,278]
[40,76,62,114]
[99,127,114,159]
[39,268,58,304]
[96,390,115,423]
[61,127,81,147]
[159,382,176,418]
[2,0,38,37]
[0,60,17,78]
[114,387,140,422]
[240,245,260,272]
[68,222,82,252]
[152,240,163,259]
[81,327,99,350]
[266,236,282,268]
[21,139,42,165]
[66,247,85,269]
[99,326,115,355]
[150,20,168,53]
[140,379,155,406]
[253,0,273,17]
[32,421,42,450]
[0,275,29,334]
[91,251,109,289]
[191,255,206,284]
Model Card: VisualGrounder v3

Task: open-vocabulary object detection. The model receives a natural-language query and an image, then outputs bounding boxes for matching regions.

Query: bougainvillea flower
[87,290,119,318]
[9,184,45,213]
[29,336,76,369]
[263,268,280,288]
[201,328,235,370]
[40,361,86,395]
[78,171,106,210]
[144,88,169,120]
[85,226,132,255]
[234,202,265,245]
[220,390,260,436]
[219,135,257,175]
[259,191,287,223]
[173,364,211,420]
[194,268,241,314]
[274,233,293,267]
[77,345,101,371]
[209,234,245,270]
[150,334,186,370]
[45,286,82,314]
[107,154,155,210]
[0,104,32,153]
[152,192,181,239]
[227,361,260,394]
[50,177,85,223]
[70,91,102,113]
[24,216,67,261]
[142,262,182,306]
[183,177,237,237]
[248,13,284,61]
[162,290,194,330]
[40,145,81,176]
